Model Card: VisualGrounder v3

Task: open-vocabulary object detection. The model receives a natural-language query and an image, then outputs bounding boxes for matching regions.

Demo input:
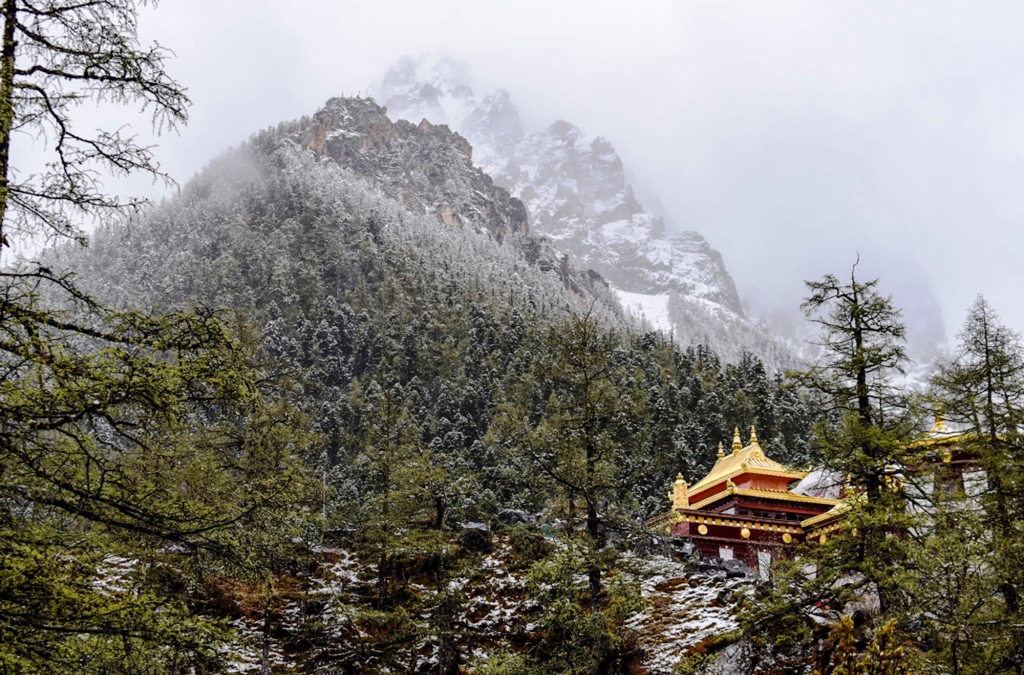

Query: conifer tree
[794,261,916,613]
[739,263,917,672]
[931,296,1024,673]
[497,310,646,600]
[0,0,188,249]
[0,2,315,670]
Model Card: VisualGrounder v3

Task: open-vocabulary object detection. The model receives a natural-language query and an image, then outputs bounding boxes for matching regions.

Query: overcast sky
[120,0,1024,343]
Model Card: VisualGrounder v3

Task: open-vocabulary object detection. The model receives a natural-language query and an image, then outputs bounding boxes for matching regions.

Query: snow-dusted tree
[494,309,648,601]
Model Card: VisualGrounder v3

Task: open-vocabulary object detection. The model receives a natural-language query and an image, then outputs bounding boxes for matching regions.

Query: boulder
[458,525,493,554]
[494,509,534,526]
[721,558,749,578]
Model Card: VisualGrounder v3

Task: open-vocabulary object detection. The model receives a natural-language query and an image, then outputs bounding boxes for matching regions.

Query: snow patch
[614,287,672,334]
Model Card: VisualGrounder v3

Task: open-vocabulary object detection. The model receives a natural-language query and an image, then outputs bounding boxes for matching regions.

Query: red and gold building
[650,418,987,576]
[650,428,844,574]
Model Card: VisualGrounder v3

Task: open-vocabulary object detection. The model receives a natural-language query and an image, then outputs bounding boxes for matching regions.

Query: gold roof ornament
[670,473,690,509]
[717,442,725,459]
[732,428,743,452]
[748,426,765,458]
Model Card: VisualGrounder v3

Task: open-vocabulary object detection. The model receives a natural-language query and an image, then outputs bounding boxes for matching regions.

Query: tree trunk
[0,0,17,249]
[261,592,273,675]
[585,436,602,602]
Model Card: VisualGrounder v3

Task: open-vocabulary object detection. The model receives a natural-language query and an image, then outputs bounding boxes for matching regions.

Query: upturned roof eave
[688,486,840,511]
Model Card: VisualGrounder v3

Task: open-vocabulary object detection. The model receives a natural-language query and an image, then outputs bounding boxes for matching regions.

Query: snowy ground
[613,287,673,334]
[217,540,745,673]
[623,554,748,673]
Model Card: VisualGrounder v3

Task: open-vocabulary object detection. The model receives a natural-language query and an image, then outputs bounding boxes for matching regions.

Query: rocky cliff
[300,96,529,243]
[372,57,746,325]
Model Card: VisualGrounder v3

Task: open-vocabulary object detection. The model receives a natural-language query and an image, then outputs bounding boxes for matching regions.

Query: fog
[116,0,1024,342]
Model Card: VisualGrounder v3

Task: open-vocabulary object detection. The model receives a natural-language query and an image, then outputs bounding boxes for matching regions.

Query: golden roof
[908,414,971,449]
[689,486,840,511]
[800,492,865,529]
[688,427,807,496]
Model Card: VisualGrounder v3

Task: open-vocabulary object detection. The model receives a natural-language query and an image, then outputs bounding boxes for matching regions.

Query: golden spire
[671,473,689,509]
[749,425,759,446]
[732,427,742,452]
[717,442,725,459]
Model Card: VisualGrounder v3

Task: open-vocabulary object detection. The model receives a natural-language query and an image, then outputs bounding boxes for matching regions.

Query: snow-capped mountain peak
[371,57,797,368]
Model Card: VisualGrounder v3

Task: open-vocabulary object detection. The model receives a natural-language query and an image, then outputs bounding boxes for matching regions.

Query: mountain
[299,96,528,243]
[371,57,799,368]
[42,85,819,674]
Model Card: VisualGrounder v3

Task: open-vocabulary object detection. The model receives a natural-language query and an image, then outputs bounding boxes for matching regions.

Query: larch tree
[0,0,188,251]
[796,263,916,605]
[0,2,315,672]
[739,262,918,672]
[492,309,648,601]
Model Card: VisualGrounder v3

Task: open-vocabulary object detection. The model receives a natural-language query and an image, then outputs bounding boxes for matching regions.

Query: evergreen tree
[496,310,647,600]
[0,2,316,670]
[739,263,918,673]
[795,262,916,612]
[931,296,1024,673]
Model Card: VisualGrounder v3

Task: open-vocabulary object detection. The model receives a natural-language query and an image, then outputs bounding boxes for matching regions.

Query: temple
[649,427,844,577]
[650,417,988,577]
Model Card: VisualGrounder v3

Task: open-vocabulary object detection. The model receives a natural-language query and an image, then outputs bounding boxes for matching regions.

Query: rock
[721,559,749,578]
[297,96,529,245]
[371,57,746,317]
[670,538,697,558]
[494,509,534,526]
[698,559,720,574]
[458,525,493,554]
[369,56,803,370]
[603,530,624,550]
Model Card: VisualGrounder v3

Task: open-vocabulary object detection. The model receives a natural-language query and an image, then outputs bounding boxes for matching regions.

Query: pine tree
[931,296,1024,673]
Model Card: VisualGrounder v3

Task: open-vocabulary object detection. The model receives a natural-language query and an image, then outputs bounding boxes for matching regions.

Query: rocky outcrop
[299,96,529,243]
[370,56,745,319]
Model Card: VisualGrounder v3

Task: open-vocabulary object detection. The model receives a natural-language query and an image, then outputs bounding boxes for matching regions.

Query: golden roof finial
[671,473,689,508]
[749,425,759,446]
[717,442,725,459]
[732,427,742,452]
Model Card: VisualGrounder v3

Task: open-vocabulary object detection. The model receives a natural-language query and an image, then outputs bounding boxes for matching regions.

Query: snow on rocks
[215,540,745,673]
[370,57,746,322]
[622,553,748,674]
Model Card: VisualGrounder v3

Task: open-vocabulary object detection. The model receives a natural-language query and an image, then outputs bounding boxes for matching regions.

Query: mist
[112,0,1024,343]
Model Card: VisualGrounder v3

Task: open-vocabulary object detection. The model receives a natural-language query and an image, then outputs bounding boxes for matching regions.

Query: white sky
[107,0,1024,341]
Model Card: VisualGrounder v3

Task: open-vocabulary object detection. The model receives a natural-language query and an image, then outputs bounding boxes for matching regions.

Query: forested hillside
[372,56,798,368]
[8,4,1024,675]
[39,96,817,671]
[56,99,816,520]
